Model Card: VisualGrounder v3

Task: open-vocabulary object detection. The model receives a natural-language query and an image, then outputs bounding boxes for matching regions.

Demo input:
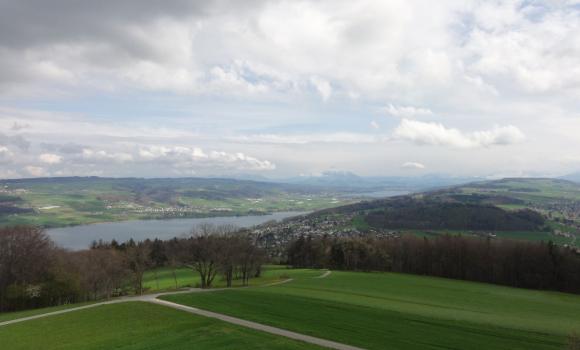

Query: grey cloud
[40,142,86,154]
[0,0,266,90]
[0,1,208,48]
[0,133,30,150]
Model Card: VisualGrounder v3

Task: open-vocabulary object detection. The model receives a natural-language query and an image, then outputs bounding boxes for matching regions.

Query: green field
[0,302,323,350]
[407,229,579,247]
[0,301,97,323]
[0,177,352,228]
[163,270,580,350]
[459,178,580,203]
[143,265,318,292]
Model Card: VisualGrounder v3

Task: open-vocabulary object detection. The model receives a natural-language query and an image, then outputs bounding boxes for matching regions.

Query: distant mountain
[279,171,479,192]
[306,177,577,233]
[560,173,580,183]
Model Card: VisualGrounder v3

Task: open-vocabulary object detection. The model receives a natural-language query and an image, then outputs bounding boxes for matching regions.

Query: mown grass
[0,301,97,323]
[143,265,320,292]
[0,302,323,350]
[163,270,580,350]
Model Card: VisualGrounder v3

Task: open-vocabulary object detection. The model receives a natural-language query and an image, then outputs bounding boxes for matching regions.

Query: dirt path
[315,270,332,279]
[0,271,361,350]
[150,298,363,350]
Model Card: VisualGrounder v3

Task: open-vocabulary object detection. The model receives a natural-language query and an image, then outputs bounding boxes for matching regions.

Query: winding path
[315,270,332,279]
[0,271,363,350]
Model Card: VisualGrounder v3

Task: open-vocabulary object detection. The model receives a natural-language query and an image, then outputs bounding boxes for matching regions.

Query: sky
[1,0,580,179]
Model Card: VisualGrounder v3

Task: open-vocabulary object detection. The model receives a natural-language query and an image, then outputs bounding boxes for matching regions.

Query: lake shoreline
[46,211,309,250]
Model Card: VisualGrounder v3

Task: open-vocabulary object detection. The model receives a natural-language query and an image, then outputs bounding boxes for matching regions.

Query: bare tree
[125,243,151,295]
[0,226,53,312]
[569,332,580,350]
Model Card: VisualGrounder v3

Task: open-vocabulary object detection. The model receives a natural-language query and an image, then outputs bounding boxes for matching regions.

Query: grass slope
[143,265,319,292]
[143,267,199,291]
[163,270,580,350]
[0,301,97,323]
[0,301,323,350]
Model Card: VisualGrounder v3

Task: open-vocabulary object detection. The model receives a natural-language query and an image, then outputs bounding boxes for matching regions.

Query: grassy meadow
[407,229,579,247]
[143,265,318,292]
[163,270,580,350]
[0,302,324,350]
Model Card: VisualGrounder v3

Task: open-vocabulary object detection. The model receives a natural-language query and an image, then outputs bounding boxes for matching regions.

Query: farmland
[0,177,353,228]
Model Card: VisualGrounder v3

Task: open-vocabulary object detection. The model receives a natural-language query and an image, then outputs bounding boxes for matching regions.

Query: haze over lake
[47,211,307,250]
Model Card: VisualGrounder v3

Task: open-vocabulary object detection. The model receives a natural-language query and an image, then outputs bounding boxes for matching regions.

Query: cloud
[39,153,63,164]
[24,166,46,177]
[401,161,425,169]
[310,76,332,101]
[229,132,383,145]
[393,119,525,149]
[383,104,433,118]
[370,121,380,129]
[0,0,579,101]
[11,122,30,131]
[135,145,275,171]
[0,133,30,150]
[0,2,579,178]
[0,146,14,163]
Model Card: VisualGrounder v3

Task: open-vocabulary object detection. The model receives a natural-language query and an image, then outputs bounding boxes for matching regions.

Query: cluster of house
[248,212,399,257]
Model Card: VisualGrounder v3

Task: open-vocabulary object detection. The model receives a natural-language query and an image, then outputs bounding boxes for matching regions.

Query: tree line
[287,234,580,294]
[0,224,264,313]
[365,199,546,231]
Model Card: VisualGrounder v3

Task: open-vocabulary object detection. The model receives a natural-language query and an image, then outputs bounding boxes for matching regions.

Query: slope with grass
[0,301,324,350]
[143,265,320,292]
[163,270,580,350]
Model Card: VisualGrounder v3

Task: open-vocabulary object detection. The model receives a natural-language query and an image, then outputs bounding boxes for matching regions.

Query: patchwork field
[0,177,351,228]
[0,302,324,350]
[163,270,580,350]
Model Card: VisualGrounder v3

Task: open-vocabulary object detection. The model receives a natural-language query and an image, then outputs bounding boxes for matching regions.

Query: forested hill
[365,199,545,231]
[308,178,580,232]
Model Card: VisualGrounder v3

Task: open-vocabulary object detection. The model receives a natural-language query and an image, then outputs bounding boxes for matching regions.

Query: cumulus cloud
[0,1,579,177]
[0,146,14,163]
[393,119,525,149]
[383,104,433,118]
[24,166,46,177]
[401,161,425,169]
[39,153,63,164]
[136,145,275,171]
[310,76,332,101]
[0,0,578,102]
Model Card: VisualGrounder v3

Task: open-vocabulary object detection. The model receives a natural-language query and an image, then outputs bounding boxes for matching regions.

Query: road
[0,271,364,350]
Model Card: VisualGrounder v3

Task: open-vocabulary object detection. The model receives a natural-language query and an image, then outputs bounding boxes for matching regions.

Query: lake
[46,211,307,250]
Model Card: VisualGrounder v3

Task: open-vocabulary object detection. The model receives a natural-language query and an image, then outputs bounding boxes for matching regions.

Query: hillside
[3,269,580,350]
[164,270,580,350]
[364,198,545,231]
[252,178,580,251]
[0,177,353,228]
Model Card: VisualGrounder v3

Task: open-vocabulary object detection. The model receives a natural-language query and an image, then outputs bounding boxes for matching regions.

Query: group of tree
[364,199,546,231]
[0,224,264,313]
[287,234,580,294]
